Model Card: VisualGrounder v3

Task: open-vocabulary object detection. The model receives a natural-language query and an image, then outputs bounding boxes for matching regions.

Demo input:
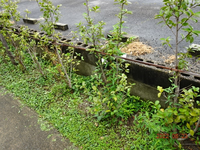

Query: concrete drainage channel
[4,24,200,108]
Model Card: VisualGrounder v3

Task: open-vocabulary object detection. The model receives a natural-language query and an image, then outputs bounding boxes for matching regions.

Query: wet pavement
[0,87,78,150]
[16,0,200,54]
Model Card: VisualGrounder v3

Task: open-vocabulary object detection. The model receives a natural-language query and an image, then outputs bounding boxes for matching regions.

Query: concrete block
[54,23,68,31]
[107,33,139,42]
[23,18,37,24]
[75,60,96,76]
[58,38,70,53]
[128,78,167,108]
[121,34,140,42]
[28,29,38,37]
[74,44,98,66]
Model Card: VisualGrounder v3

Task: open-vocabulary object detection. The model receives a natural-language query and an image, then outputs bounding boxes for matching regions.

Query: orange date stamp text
[156,133,188,139]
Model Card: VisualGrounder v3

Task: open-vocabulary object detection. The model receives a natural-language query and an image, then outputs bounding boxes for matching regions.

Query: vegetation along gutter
[4,25,200,108]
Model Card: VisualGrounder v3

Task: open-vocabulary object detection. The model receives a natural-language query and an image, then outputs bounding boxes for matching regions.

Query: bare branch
[178,115,200,141]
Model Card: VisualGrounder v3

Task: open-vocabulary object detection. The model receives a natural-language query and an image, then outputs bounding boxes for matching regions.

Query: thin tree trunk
[15,49,27,72]
[10,37,26,72]
[55,46,72,88]
[174,17,180,106]
[6,33,27,72]
[116,2,125,84]
[27,47,45,76]
[0,33,18,65]
[69,49,74,80]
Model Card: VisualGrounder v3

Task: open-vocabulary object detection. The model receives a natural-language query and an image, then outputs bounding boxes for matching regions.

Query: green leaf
[181,18,187,23]
[186,123,191,129]
[106,110,111,113]
[189,8,194,15]
[92,86,97,91]
[185,11,190,17]
[190,17,198,23]
[182,22,188,26]
[158,93,162,98]
[190,37,194,43]
[157,20,163,24]
[175,117,180,123]
[175,12,179,17]
[167,117,173,124]
[194,11,200,17]
[178,142,182,149]
[190,111,198,117]
[193,108,200,114]
[193,30,200,34]
[155,100,160,105]
[113,96,117,102]
[157,86,164,93]
[182,28,191,32]
[190,130,194,136]
[179,108,187,113]
[176,115,186,121]
[190,117,198,125]
[173,110,178,115]
[160,38,166,41]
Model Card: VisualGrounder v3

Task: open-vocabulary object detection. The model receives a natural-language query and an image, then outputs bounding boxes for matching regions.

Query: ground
[0,86,78,150]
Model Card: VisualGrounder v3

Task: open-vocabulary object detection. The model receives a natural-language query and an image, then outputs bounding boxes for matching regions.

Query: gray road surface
[14,0,200,54]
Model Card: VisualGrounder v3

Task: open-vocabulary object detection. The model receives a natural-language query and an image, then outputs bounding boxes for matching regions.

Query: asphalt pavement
[16,0,200,54]
[0,87,78,150]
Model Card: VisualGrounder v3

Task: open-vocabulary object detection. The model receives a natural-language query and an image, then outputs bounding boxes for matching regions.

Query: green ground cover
[0,54,176,150]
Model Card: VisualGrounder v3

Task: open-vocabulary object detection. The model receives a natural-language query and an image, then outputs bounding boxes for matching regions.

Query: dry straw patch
[121,42,154,56]
[164,55,175,64]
